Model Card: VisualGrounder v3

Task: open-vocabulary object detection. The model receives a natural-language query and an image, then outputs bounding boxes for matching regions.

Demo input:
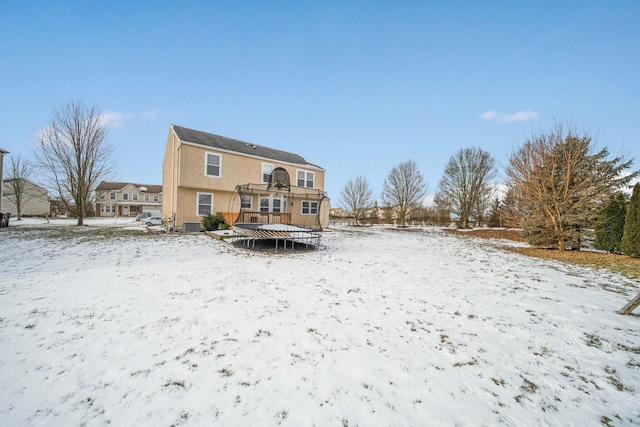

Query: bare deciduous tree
[381,159,427,227]
[34,101,115,225]
[506,122,636,251]
[340,175,374,226]
[436,148,496,228]
[431,193,452,226]
[4,156,35,220]
[472,182,495,226]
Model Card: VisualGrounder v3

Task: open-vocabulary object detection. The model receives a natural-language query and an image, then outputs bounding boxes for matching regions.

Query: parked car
[0,212,10,228]
[136,212,153,221]
[145,216,163,226]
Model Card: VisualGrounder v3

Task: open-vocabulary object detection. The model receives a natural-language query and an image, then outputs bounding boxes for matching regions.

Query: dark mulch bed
[385,227,424,233]
[442,228,528,242]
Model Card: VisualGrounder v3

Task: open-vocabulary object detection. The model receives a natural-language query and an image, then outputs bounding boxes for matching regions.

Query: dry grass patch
[442,228,528,242]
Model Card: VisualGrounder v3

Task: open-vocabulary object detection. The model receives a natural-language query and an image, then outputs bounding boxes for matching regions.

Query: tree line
[7,102,639,255]
[339,121,639,253]
[3,101,114,225]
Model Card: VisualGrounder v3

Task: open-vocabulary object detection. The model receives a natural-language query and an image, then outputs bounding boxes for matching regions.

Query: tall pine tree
[621,183,640,256]
[594,193,627,253]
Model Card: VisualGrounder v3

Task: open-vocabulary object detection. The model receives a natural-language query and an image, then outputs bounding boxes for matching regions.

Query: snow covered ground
[1,218,639,426]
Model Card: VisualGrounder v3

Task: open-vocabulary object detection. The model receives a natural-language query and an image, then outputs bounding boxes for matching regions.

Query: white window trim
[204,152,222,178]
[122,193,129,201]
[196,192,214,216]
[259,195,286,212]
[262,163,274,184]
[132,194,138,201]
[153,195,159,202]
[296,169,315,189]
[259,196,270,212]
[110,192,116,200]
[144,194,150,202]
[240,195,253,210]
[301,200,319,215]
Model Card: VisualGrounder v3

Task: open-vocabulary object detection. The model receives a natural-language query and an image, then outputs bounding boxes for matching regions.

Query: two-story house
[162,125,329,230]
[2,179,50,217]
[95,182,162,217]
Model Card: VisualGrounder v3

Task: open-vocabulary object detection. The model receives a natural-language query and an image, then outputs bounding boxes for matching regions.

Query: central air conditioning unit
[183,222,201,233]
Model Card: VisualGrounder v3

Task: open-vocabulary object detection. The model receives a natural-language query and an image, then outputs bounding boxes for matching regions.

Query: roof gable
[96,181,162,193]
[172,125,322,169]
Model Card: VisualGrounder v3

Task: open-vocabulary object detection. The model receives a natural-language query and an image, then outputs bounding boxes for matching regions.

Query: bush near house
[202,214,226,231]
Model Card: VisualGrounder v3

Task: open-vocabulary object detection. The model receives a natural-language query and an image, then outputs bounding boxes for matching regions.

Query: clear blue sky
[2,1,639,205]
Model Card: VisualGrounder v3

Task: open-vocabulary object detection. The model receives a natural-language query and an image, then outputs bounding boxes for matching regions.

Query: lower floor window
[240,195,252,210]
[302,200,318,215]
[259,196,286,213]
[197,193,214,216]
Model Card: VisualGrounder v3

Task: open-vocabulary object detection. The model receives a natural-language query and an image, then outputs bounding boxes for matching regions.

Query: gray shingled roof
[172,125,321,169]
[96,181,162,193]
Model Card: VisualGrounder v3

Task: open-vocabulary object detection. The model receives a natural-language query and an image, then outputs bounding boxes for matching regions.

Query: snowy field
[1,218,639,426]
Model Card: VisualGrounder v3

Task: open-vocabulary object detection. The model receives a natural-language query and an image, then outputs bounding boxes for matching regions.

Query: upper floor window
[144,194,150,202]
[205,153,221,177]
[262,163,274,183]
[297,170,314,188]
[153,195,159,202]
[110,192,116,200]
[99,192,105,200]
[122,193,129,201]
[132,194,138,201]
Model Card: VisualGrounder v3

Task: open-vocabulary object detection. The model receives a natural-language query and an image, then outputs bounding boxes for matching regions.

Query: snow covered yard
[1,220,639,426]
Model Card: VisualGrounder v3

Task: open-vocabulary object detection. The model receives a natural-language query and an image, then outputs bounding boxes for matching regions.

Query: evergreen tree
[506,123,636,250]
[594,192,627,253]
[622,183,640,256]
[487,197,503,227]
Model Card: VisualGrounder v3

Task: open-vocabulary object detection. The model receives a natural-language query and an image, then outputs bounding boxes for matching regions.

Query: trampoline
[232,222,321,251]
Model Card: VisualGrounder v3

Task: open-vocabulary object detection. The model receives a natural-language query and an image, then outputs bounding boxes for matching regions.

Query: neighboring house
[2,179,50,216]
[95,182,162,217]
[0,147,8,213]
[162,125,329,230]
[329,207,348,218]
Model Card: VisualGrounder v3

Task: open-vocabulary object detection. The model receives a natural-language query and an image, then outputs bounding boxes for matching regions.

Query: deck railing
[236,211,291,224]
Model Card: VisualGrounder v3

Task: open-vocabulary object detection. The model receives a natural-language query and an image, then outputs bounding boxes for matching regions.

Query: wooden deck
[236,211,291,225]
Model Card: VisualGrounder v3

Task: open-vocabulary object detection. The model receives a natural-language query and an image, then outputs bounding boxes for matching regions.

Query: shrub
[622,183,640,256]
[595,192,627,253]
[202,214,226,231]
